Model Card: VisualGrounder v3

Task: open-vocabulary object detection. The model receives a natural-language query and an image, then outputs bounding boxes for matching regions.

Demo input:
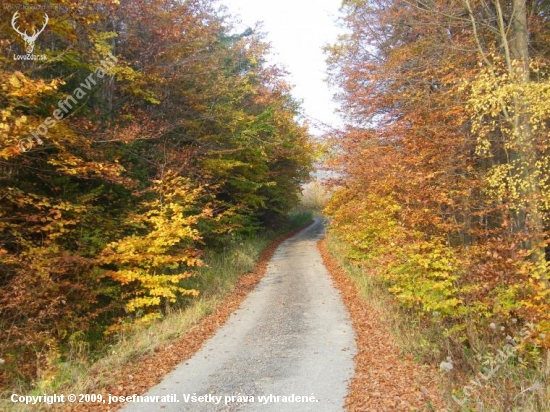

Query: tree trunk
[507,0,546,265]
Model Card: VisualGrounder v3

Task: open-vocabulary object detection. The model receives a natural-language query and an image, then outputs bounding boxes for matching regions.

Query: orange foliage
[325,0,550,351]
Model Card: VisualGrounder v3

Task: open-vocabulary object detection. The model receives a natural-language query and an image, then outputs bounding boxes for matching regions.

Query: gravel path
[122,218,356,412]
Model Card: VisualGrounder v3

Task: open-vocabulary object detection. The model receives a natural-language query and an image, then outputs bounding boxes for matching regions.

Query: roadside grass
[1,211,313,412]
[324,233,549,412]
[286,209,314,228]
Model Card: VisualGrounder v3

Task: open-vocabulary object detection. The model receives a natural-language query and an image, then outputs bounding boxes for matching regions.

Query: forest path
[122,218,356,412]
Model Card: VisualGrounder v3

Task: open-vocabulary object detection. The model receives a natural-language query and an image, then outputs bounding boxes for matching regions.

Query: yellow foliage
[99,171,207,321]
[466,59,550,216]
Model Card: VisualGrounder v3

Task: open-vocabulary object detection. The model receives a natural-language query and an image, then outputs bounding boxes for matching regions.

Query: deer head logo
[11,11,49,54]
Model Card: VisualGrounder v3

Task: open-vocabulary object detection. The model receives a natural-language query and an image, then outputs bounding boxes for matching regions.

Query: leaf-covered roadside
[318,238,444,412]
[59,221,312,412]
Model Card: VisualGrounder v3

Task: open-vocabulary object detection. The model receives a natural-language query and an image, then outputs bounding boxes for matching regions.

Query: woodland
[0,0,312,388]
[2,0,550,409]
[325,0,550,408]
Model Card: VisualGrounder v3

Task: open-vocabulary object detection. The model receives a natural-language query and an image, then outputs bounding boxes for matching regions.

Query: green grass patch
[286,209,314,229]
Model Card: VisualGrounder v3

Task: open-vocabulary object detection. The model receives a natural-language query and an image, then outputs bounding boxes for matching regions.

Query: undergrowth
[1,211,313,411]
[325,233,549,412]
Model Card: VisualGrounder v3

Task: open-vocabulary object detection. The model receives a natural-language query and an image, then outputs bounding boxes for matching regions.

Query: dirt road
[122,218,356,411]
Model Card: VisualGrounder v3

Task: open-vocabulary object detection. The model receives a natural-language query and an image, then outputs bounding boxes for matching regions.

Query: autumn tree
[325,0,550,348]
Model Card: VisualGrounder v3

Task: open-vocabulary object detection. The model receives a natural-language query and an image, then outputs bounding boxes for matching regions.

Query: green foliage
[286,210,314,230]
[326,189,466,321]
[0,0,312,389]
[384,239,464,317]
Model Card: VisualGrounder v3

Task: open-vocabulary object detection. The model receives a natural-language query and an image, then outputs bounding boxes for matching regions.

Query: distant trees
[326,0,550,347]
[0,0,312,385]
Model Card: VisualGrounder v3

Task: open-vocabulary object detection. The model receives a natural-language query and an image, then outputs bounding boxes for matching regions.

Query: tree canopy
[0,0,312,385]
[325,0,550,349]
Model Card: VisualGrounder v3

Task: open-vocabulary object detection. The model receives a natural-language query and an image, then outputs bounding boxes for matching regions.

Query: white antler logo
[11,11,49,54]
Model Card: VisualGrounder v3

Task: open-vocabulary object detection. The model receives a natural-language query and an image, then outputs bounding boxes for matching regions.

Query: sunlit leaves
[0,0,312,386]
[98,172,206,316]
[325,0,550,347]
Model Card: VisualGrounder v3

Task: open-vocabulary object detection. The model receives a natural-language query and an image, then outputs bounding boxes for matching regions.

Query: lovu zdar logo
[11,11,49,54]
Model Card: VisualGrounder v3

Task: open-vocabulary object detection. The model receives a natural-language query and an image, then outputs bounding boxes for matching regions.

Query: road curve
[122,218,356,412]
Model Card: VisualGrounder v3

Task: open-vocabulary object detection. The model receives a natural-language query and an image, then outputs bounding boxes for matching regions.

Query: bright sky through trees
[222,0,343,134]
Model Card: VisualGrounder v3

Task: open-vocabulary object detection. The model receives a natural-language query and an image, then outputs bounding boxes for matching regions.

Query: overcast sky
[221,0,344,134]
